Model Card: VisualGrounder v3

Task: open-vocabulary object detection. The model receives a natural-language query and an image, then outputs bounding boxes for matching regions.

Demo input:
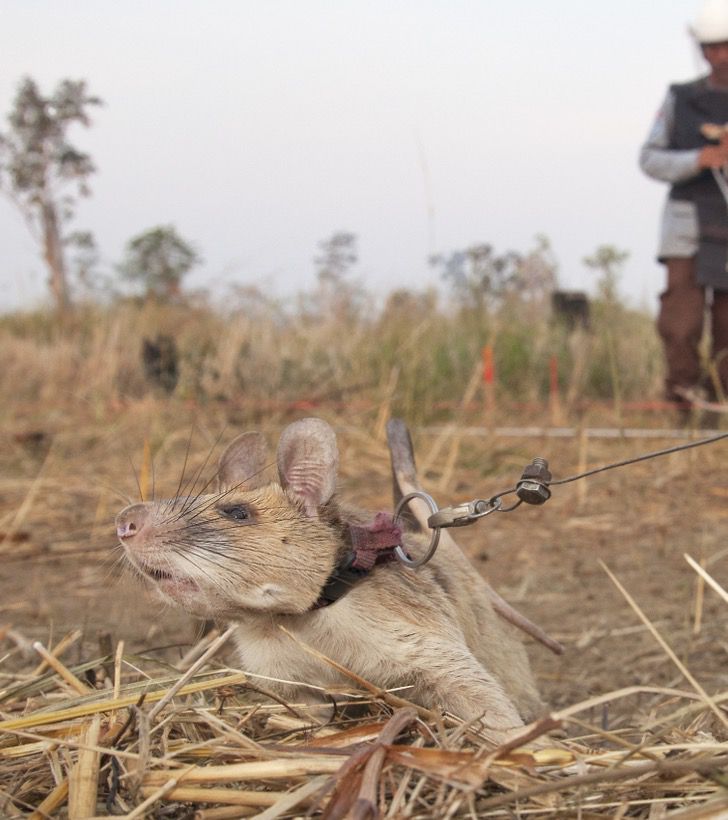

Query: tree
[514,234,558,303]
[314,231,358,285]
[118,225,201,299]
[0,76,102,312]
[583,245,629,304]
[434,236,559,314]
[309,231,364,320]
[432,243,516,314]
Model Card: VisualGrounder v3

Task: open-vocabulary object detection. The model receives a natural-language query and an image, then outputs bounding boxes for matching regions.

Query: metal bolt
[516,457,552,505]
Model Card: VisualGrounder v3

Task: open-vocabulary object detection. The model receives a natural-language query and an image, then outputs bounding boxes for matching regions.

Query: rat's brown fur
[116,418,545,742]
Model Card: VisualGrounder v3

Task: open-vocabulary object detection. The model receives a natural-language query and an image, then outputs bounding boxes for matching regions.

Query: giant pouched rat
[116,418,546,742]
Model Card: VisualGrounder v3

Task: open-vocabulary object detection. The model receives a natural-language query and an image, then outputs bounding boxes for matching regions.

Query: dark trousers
[657,257,728,399]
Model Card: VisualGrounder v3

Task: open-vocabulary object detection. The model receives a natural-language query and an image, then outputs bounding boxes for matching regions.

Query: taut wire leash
[393,430,728,568]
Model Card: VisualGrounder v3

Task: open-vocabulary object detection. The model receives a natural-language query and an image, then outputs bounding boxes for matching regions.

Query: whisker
[173,424,197,508]
[172,546,323,579]
[96,478,134,508]
[175,551,229,593]
[178,427,228,516]
[178,457,279,521]
[127,452,144,503]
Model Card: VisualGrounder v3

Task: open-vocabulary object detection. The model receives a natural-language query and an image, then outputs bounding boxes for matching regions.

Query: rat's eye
[219,503,253,523]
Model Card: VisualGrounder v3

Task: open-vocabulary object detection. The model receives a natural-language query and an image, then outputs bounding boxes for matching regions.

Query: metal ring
[392,491,441,568]
[474,496,503,518]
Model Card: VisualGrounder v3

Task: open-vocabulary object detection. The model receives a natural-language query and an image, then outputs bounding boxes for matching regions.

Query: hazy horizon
[0,1,710,313]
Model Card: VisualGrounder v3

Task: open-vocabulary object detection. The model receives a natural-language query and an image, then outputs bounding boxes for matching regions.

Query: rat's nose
[116,503,151,540]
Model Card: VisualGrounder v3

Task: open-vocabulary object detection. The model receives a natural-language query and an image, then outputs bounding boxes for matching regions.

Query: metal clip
[427,497,502,529]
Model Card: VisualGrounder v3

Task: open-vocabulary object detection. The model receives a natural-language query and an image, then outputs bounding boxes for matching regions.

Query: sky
[0,1,711,313]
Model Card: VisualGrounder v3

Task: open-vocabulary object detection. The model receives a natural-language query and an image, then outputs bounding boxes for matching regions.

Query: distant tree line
[0,75,629,315]
[0,76,201,312]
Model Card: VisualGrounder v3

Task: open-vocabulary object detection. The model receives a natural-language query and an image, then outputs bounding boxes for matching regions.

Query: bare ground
[2,398,727,729]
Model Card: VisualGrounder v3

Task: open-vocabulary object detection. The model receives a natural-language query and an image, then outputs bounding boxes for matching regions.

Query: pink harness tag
[348,512,402,570]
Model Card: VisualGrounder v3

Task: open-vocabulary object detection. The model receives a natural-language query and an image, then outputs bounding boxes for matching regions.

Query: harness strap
[348,512,402,569]
[313,513,403,608]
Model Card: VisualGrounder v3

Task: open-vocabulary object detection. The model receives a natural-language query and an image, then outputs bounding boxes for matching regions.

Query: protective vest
[670,77,728,288]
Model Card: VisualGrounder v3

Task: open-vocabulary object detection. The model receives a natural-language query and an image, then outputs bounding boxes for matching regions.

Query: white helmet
[692,0,728,44]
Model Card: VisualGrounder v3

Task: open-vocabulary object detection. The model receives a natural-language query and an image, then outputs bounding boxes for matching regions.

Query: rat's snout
[116,503,152,541]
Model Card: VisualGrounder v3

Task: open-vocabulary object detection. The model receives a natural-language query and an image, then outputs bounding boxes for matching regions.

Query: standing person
[640,0,728,409]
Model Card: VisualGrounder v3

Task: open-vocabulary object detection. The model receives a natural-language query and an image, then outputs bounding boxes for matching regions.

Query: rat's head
[115,418,341,618]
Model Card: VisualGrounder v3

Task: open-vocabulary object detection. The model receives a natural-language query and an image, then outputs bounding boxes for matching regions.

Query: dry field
[1,390,728,817]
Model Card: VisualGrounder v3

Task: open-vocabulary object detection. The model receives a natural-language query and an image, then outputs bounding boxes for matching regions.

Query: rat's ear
[218,432,270,491]
[277,418,338,517]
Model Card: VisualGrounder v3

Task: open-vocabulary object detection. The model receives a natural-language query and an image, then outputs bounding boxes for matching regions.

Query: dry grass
[2,394,728,816]
[1,299,727,816]
[1,606,726,819]
[0,295,663,423]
